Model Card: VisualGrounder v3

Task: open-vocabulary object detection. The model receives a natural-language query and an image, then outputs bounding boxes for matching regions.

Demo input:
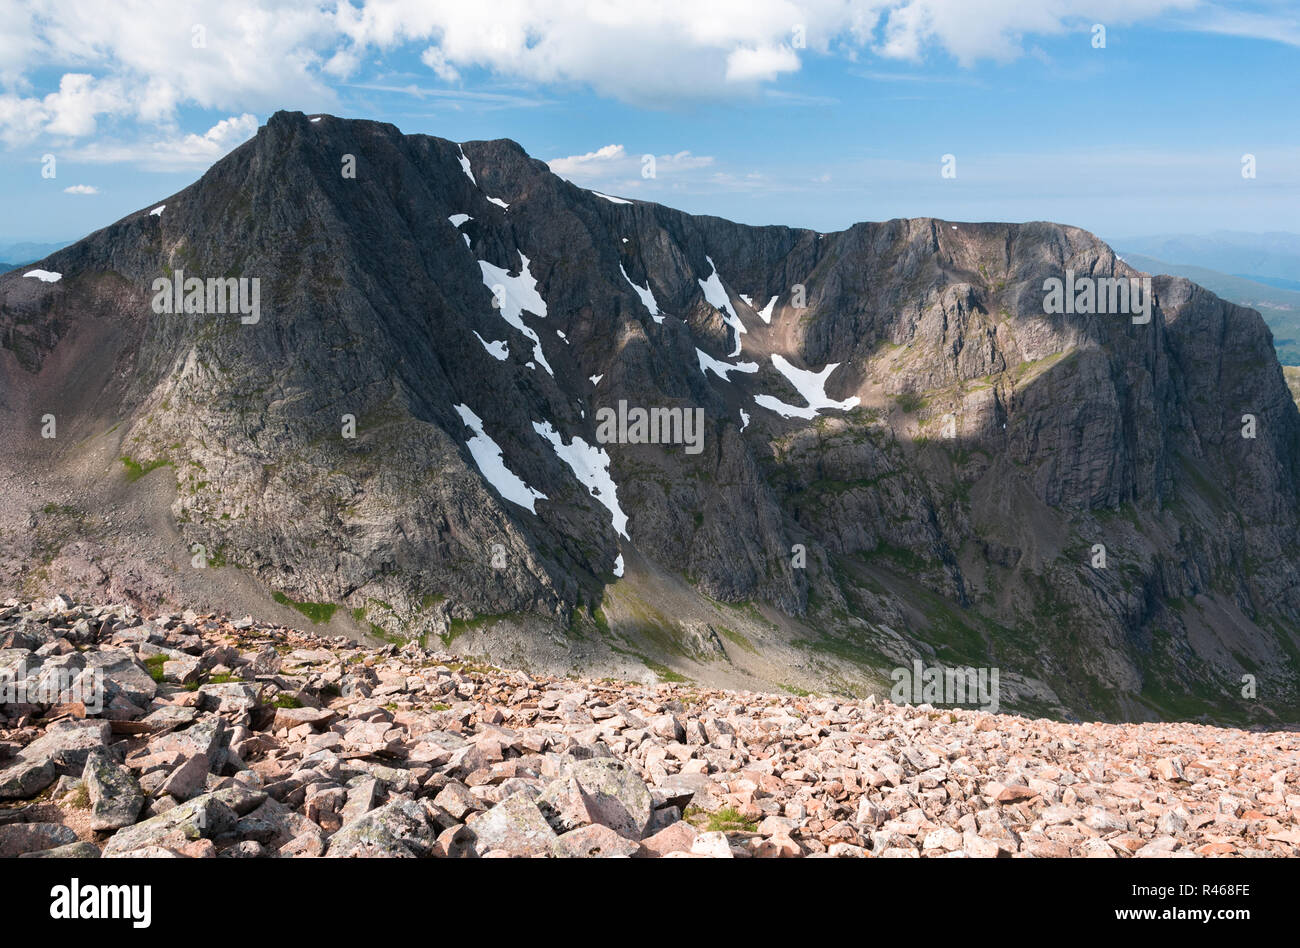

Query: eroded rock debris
[1,596,1296,858]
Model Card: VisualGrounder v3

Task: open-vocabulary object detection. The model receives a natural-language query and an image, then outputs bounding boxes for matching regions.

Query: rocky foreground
[1,598,1297,858]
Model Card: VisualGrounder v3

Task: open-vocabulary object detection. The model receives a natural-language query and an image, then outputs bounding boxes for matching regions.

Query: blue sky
[2,0,1297,248]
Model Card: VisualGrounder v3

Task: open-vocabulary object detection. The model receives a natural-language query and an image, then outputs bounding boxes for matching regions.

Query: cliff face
[2,110,1298,722]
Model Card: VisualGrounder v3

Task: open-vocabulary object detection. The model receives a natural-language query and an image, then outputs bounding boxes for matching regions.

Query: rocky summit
[2,111,1298,725]
[1,596,1297,859]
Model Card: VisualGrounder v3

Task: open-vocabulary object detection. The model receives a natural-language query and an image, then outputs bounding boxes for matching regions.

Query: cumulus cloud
[547,144,627,177]
[62,184,98,194]
[329,0,1216,99]
[548,143,718,195]
[0,0,335,146]
[726,45,802,83]
[419,46,461,83]
[870,0,1200,66]
[68,114,259,171]
[0,0,1280,160]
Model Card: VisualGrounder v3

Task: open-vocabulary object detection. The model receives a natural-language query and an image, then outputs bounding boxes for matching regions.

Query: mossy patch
[272,591,337,624]
[120,455,172,482]
[143,654,167,683]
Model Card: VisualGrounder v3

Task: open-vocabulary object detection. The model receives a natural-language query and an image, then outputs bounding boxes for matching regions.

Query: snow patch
[473,331,508,360]
[478,252,552,376]
[739,409,751,431]
[23,269,61,283]
[698,256,745,357]
[533,420,629,538]
[453,403,546,513]
[457,144,476,185]
[592,191,632,205]
[589,374,603,386]
[620,264,661,323]
[613,554,625,577]
[753,354,860,419]
[753,394,818,419]
[696,348,758,381]
[756,295,778,324]
[486,196,509,209]
[149,205,165,217]
[449,214,472,247]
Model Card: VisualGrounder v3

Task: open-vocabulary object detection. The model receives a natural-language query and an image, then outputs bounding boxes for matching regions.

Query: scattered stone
[0,597,1294,859]
[0,822,78,858]
[325,800,439,858]
[552,823,641,857]
[19,841,102,858]
[466,792,558,856]
[83,750,145,830]
[102,793,238,856]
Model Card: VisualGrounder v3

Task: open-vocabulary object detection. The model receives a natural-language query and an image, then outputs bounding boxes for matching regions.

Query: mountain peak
[1,113,1298,724]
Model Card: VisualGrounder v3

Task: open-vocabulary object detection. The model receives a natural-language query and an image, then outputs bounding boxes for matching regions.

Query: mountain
[1117,252,1300,365]
[2,111,1298,724]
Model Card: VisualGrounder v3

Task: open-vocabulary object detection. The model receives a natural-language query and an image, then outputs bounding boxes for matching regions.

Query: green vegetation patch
[120,455,172,482]
[142,654,167,683]
[272,591,337,624]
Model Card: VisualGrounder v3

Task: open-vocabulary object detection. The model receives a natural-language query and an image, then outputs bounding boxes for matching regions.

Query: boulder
[0,822,79,858]
[465,791,558,856]
[325,800,439,858]
[102,792,240,856]
[83,750,145,830]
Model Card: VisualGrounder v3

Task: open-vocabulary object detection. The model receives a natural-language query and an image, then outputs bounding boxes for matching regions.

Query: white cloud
[0,0,1285,160]
[870,0,1202,66]
[547,144,626,177]
[334,0,847,104]
[327,0,1227,101]
[726,44,802,82]
[548,144,716,194]
[0,0,336,147]
[62,184,98,194]
[420,45,461,82]
[68,114,259,171]
[0,73,126,144]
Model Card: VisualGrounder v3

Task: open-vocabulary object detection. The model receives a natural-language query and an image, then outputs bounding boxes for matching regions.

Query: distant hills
[1116,231,1300,284]
[1114,235,1300,366]
[0,241,72,272]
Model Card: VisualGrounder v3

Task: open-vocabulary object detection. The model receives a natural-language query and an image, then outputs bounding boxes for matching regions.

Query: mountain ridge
[2,110,1298,724]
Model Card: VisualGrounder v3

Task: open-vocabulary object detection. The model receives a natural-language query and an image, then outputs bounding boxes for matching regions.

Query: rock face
[1,111,1298,721]
[0,597,1298,858]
